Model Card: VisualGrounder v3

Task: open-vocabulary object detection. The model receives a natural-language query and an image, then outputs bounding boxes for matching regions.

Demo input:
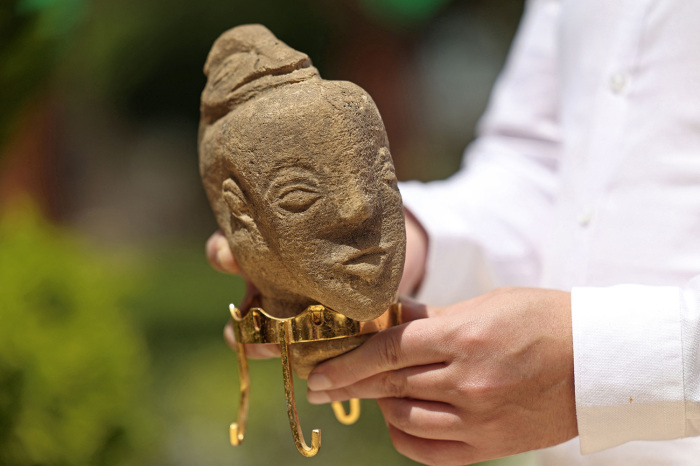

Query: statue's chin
[319,287,396,322]
[290,334,371,379]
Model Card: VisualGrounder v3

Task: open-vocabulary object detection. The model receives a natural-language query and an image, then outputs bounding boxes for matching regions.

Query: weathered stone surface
[199,24,406,324]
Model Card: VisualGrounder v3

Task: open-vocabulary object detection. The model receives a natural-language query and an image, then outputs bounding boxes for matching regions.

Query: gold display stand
[228,301,402,457]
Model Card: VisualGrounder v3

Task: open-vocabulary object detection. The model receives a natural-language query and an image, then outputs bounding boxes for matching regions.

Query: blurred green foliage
[359,0,451,28]
[0,203,155,465]
[0,0,86,149]
[60,0,332,121]
[0,0,333,152]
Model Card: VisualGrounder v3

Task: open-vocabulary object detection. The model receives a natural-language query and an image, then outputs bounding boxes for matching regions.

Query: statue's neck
[259,293,317,319]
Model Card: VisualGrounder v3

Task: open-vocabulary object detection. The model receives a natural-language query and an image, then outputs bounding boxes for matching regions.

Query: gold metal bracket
[279,319,321,456]
[229,305,249,446]
[331,399,361,425]
[228,301,401,457]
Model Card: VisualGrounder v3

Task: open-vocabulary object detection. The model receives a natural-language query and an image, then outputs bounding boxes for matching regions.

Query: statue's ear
[222,178,255,231]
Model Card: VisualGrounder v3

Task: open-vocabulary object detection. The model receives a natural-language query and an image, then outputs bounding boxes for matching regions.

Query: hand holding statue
[208,233,577,465]
[306,287,577,466]
[200,24,577,464]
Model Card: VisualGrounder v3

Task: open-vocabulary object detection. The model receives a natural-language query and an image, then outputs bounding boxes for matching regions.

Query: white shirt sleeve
[572,276,700,454]
[398,0,562,305]
[399,0,700,457]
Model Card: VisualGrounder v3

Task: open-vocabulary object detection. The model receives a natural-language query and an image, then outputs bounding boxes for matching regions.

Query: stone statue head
[199,24,406,322]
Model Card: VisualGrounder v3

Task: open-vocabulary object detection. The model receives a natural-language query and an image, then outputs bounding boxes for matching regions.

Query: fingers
[223,319,280,359]
[378,398,464,442]
[386,424,476,466]
[307,317,446,391]
[206,230,240,274]
[307,363,449,404]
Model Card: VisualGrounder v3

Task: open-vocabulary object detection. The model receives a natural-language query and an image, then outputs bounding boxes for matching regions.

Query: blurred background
[0,0,530,464]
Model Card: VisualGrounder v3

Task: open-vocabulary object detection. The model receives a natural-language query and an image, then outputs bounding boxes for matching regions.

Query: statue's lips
[341,247,388,281]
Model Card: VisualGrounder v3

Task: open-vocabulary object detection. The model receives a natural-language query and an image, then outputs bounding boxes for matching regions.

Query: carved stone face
[203,81,405,321]
[198,25,406,322]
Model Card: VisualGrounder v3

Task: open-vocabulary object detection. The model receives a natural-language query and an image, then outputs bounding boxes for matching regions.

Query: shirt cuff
[572,285,685,454]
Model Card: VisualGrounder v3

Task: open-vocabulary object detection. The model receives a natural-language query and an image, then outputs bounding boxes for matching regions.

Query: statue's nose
[337,188,373,225]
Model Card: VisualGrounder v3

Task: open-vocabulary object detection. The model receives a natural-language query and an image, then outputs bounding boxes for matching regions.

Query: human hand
[206,230,280,358]
[306,288,577,466]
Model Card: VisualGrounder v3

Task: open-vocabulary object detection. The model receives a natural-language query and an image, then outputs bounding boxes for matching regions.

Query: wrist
[398,208,428,295]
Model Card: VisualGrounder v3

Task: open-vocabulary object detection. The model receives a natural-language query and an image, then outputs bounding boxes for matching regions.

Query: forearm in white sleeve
[572,275,700,454]
[399,0,563,305]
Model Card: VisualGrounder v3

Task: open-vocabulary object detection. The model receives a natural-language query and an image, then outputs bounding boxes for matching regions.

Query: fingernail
[307,390,331,405]
[307,373,332,391]
[216,248,234,272]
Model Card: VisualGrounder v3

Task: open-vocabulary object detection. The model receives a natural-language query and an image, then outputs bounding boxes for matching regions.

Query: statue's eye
[276,188,321,213]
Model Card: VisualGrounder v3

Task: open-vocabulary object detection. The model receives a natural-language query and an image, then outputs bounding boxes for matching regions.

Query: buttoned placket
[569,1,652,287]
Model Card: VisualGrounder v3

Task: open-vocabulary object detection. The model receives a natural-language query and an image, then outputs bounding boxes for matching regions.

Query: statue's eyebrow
[265,167,320,199]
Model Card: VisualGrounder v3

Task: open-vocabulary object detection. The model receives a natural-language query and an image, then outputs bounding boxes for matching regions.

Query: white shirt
[398,0,700,464]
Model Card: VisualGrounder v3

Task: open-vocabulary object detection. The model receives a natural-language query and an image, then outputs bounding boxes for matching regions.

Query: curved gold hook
[229,304,250,446]
[331,399,361,425]
[279,319,321,457]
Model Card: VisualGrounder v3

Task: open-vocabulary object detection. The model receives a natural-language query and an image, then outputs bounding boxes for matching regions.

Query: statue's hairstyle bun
[200,24,319,125]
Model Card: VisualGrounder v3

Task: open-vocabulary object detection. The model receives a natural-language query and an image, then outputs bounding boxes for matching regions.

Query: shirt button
[578,208,594,227]
[609,73,627,94]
